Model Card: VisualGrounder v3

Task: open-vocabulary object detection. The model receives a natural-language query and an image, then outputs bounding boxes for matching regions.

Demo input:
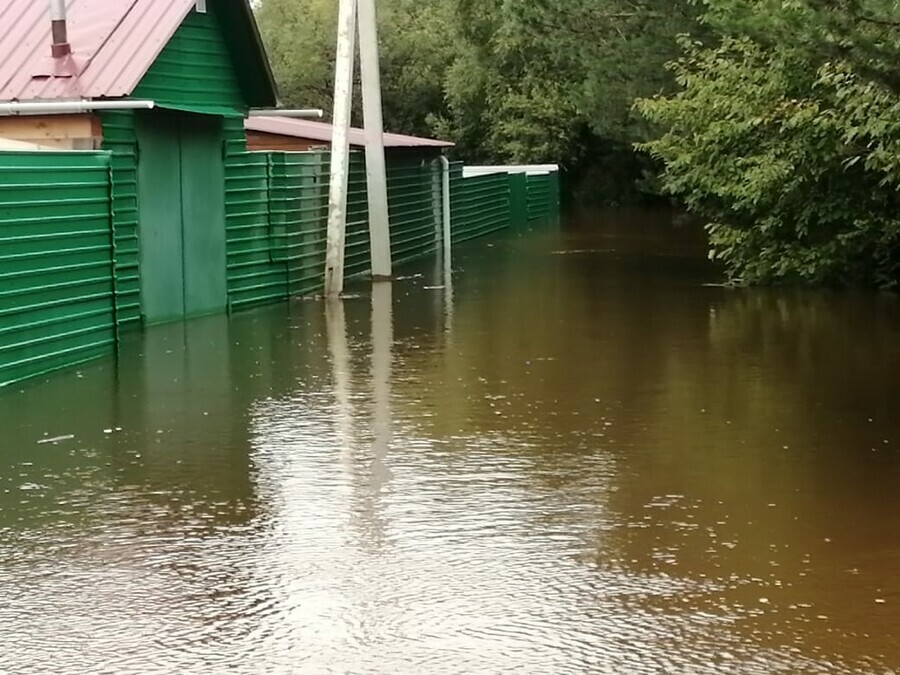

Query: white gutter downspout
[439,154,454,336]
[248,109,324,119]
[440,155,452,270]
[0,100,156,116]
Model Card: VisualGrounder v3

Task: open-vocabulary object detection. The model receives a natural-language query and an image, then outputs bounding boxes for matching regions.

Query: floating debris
[550,249,616,255]
[37,434,74,445]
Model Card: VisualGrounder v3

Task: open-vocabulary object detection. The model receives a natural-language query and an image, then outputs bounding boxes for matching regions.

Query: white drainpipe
[439,155,454,336]
[0,100,156,116]
[440,155,452,269]
[248,109,324,119]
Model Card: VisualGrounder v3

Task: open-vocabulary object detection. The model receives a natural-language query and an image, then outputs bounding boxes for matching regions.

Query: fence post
[510,172,528,231]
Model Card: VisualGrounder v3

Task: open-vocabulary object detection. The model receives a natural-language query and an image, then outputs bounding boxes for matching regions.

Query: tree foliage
[255,0,456,138]
[637,1,900,287]
[255,0,700,203]
[433,1,700,172]
[255,0,900,286]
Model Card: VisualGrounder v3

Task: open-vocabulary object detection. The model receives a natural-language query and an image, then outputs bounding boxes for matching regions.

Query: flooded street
[2,208,900,674]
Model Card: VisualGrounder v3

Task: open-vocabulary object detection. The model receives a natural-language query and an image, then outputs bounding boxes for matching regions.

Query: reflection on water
[1,208,900,674]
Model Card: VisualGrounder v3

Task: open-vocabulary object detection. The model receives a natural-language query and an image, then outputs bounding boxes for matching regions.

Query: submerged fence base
[0,147,559,389]
[0,151,116,388]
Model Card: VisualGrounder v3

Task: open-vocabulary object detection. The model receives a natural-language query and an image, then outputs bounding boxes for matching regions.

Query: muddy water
[1,208,899,674]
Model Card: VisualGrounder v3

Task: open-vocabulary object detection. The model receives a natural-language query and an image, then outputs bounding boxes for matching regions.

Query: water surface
[2,208,899,674]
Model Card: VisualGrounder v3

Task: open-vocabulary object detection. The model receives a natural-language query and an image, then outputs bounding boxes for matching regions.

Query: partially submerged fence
[0,149,559,387]
[0,151,116,387]
[451,166,512,245]
[226,151,449,310]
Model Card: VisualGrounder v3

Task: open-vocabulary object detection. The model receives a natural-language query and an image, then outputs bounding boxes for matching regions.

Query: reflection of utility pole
[325,300,354,473]
[443,235,455,338]
[325,0,392,296]
[371,281,394,488]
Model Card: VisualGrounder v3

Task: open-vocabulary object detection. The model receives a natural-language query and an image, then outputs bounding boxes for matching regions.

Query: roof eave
[220,0,279,108]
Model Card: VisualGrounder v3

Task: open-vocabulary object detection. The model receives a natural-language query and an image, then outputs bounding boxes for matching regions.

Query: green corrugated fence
[0,151,116,387]
[100,111,141,327]
[509,173,529,231]
[224,150,355,309]
[450,166,513,245]
[388,155,442,266]
[271,151,331,297]
[526,172,557,223]
[225,149,446,309]
[225,150,281,309]
[0,140,559,388]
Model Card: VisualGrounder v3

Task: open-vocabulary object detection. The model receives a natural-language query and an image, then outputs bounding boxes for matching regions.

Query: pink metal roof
[0,0,196,102]
[245,117,454,149]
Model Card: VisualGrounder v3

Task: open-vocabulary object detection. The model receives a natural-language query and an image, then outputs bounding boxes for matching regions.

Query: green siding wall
[132,4,245,115]
[223,117,248,155]
[0,152,116,387]
[101,0,252,324]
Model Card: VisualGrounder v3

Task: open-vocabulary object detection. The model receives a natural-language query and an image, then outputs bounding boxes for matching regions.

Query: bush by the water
[637,1,900,288]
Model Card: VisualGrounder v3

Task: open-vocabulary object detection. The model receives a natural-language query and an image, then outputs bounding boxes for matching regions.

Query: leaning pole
[325,0,392,296]
[324,0,358,297]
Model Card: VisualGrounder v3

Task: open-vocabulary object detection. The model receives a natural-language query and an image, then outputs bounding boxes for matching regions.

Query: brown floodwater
[1,208,899,674]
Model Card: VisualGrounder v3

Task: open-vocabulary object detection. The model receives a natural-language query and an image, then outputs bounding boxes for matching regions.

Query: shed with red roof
[0,0,278,325]
[244,117,453,155]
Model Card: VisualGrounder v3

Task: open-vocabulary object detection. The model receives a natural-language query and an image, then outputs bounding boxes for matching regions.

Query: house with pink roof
[0,0,278,326]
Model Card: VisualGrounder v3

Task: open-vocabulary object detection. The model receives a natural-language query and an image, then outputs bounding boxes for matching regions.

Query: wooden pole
[324,0,358,297]
[357,0,392,279]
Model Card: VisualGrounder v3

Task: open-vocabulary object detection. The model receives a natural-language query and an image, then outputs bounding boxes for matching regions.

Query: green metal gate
[135,110,227,324]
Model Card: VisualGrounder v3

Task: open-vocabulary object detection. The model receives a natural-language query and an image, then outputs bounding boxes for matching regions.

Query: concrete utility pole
[357,0,392,279]
[325,0,393,295]
[324,0,358,297]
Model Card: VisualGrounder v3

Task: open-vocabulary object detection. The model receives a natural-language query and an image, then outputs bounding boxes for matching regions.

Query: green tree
[255,0,706,204]
[431,0,702,201]
[255,0,456,138]
[637,1,900,287]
